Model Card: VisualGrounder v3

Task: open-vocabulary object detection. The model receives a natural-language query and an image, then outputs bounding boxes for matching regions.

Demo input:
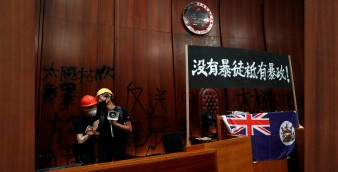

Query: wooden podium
[50,124,303,172]
[51,137,254,172]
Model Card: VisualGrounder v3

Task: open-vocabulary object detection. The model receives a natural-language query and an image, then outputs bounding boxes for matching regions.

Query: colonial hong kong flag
[222,111,299,161]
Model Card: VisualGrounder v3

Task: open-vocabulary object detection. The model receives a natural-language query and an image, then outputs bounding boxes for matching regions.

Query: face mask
[85,106,97,117]
[97,95,110,108]
[97,101,108,109]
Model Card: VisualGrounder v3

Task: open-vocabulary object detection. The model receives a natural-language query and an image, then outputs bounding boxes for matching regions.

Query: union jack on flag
[222,113,271,135]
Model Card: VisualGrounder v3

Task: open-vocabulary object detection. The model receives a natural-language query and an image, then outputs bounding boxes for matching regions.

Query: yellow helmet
[96,88,114,97]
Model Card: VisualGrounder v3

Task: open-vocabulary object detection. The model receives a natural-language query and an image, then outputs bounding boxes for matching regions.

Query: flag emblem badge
[279,121,295,145]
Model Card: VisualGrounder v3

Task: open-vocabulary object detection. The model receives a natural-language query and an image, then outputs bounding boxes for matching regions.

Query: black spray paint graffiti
[126,81,146,113]
[42,62,59,80]
[61,113,86,165]
[126,81,170,156]
[60,82,76,110]
[48,112,63,144]
[66,113,78,134]
[234,89,294,113]
[42,62,114,82]
[62,142,76,165]
[43,83,57,104]
[63,113,80,164]
[42,82,77,110]
[235,88,252,112]
[252,89,277,112]
[39,63,115,167]
[148,88,167,114]
[42,112,79,166]
[42,63,114,108]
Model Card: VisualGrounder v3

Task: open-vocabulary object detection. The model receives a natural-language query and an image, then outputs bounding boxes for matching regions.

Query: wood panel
[44,0,114,25]
[115,28,175,156]
[295,128,304,172]
[50,149,217,172]
[204,137,254,172]
[114,0,174,156]
[0,0,36,171]
[187,137,254,172]
[116,0,171,32]
[34,0,306,169]
[304,0,338,171]
[36,0,115,169]
[253,159,288,172]
[172,0,222,143]
[220,0,266,50]
[219,0,304,126]
[220,0,269,116]
[264,0,304,125]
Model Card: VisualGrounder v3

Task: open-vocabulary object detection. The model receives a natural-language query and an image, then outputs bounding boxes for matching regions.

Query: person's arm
[91,119,100,137]
[110,120,132,133]
[77,119,100,144]
[76,133,91,144]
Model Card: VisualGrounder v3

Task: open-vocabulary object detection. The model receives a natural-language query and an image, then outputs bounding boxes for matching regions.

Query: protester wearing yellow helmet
[95,88,132,163]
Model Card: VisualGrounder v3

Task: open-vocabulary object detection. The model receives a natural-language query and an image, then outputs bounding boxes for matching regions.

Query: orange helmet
[80,95,97,107]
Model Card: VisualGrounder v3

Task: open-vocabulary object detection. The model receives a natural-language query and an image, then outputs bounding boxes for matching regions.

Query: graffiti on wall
[37,63,171,168]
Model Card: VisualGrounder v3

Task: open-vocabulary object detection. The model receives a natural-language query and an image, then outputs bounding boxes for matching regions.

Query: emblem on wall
[183,2,214,35]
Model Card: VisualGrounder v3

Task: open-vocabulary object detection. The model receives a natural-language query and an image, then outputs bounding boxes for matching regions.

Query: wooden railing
[50,127,303,172]
[51,148,217,172]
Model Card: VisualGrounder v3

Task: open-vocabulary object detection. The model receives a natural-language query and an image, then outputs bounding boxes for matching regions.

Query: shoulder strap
[99,112,105,127]
[117,106,123,120]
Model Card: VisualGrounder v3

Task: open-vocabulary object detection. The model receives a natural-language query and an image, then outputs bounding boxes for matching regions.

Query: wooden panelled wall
[304,0,338,171]
[35,0,305,169]
[0,0,36,172]
[2,0,337,171]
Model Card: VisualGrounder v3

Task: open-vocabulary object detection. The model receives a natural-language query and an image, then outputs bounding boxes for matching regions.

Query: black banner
[187,45,292,88]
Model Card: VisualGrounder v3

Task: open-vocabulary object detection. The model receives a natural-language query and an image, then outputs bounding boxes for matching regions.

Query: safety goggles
[97,93,111,100]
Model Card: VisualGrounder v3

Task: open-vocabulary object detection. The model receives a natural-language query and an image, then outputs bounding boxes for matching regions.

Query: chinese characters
[191,58,290,83]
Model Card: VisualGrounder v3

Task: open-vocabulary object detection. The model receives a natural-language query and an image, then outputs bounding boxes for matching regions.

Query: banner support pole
[185,45,191,146]
[288,55,301,127]
[288,55,298,112]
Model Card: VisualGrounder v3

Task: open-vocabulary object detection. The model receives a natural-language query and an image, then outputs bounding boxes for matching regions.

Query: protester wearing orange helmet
[95,88,132,162]
[74,95,100,165]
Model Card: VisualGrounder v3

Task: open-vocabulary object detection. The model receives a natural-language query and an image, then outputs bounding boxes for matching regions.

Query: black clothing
[96,106,131,162]
[74,114,99,164]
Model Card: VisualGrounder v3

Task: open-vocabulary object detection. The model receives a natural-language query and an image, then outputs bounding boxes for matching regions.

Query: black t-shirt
[74,114,99,153]
[96,106,131,144]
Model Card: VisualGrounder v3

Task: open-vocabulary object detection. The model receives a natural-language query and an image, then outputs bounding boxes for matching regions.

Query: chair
[216,115,241,140]
[199,88,220,116]
[198,88,220,139]
[162,131,185,154]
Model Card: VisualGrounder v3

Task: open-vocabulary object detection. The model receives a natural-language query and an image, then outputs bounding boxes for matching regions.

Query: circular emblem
[279,121,296,146]
[183,2,214,35]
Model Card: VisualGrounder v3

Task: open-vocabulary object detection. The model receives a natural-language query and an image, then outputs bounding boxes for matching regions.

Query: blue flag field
[222,111,299,161]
